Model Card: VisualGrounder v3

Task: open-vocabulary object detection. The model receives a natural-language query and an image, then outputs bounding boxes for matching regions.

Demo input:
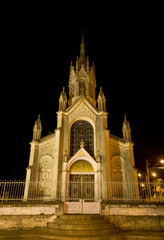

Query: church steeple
[78,33,86,69]
[68,33,96,107]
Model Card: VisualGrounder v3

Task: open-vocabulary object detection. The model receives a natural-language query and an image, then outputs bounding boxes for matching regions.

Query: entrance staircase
[46,214,127,239]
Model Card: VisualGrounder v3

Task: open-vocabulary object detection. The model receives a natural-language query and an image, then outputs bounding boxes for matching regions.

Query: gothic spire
[122,115,132,141]
[33,114,42,141]
[68,32,97,107]
[78,32,86,68]
[59,87,67,111]
[97,87,106,111]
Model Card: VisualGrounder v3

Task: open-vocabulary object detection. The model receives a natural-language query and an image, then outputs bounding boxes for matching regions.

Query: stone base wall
[101,203,164,216]
[101,203,164,231]
[0,215,56,229]
[0,202,164,231]
[0,203,61,215]
[0,202,63,230]
[109,215,164,231]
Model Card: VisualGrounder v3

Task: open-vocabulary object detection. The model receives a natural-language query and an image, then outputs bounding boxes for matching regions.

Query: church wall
[38,136,56,177]
[108,137,122,182]
[108,136,136,183]
[29,133,59,198]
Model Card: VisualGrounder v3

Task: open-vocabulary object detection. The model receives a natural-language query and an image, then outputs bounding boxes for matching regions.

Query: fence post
[2,182,6,202]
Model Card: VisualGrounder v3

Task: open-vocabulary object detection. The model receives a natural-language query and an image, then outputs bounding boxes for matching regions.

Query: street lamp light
[146,158,164,199]
[152,172,157,177]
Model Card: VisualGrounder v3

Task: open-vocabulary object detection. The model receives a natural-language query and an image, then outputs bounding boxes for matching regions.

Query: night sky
[1,5,163,180]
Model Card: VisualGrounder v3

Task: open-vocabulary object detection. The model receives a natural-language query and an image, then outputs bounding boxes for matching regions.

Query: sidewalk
[0,229,164,239]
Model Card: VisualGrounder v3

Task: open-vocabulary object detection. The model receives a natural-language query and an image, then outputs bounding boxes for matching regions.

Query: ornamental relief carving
[39,155,53,169]
[69,103,96,123]
[39,144,54,159]
[111,156,123,182]
[111,157,121,169]
[38,155,53,195]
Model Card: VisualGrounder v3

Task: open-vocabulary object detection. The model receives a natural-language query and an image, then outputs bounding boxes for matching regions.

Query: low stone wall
[0,202,164,231]
[0,202,63,229]
[109,215,164,231]
[0,215,56,229]
[101,203,164,216]
[101,203,164,231]
[0,203,60,215]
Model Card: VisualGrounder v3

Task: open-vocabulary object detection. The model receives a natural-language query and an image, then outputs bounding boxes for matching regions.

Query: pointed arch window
[79,79,86,96]
[70,120,94,156]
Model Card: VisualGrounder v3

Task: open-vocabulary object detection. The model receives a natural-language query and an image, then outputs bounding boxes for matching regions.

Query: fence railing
[0,181,164,203]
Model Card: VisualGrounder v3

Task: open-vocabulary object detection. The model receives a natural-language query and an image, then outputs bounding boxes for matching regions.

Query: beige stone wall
[109,215,164,231]
[101,204,164,216]
[0,205,59,215]
[101,203,164,231]
[0,215,56,229]
[0,203,164,230]
[0,203,63,229]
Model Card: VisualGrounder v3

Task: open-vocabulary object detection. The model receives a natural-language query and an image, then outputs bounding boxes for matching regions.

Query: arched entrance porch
[68,160,95,202]
[64,154,101,214]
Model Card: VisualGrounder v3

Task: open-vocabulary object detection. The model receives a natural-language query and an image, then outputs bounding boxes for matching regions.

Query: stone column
[23,167,31,201]
[61,162,67,201]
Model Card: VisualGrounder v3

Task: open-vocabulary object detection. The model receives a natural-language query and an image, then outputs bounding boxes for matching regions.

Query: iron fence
[0,181,164,203]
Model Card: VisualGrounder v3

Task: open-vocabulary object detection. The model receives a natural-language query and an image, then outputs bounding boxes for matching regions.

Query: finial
[33,114,42,141]
[122,115,131,141]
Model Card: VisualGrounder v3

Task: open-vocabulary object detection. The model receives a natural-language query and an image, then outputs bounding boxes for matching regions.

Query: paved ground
[0,229,164,240]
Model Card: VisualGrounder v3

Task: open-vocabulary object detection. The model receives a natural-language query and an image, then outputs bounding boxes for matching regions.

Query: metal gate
[64,175,100,214]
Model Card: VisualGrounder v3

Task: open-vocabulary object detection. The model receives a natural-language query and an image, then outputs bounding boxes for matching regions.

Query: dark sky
[1,5,163,180]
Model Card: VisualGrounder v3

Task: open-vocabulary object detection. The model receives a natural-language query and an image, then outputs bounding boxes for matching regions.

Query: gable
[77,65,88,79]
[72,147,93,159]
[67,97,98,124]
[67,147,97,172]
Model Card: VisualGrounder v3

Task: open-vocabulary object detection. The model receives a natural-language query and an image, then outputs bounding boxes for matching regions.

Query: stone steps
[53,218,108,224]
[1,230,164,240]
[48,223,116,230]
[47,214,124,238]
[47,227,121,235]
[58,214,104,220]
[38,234,125,240]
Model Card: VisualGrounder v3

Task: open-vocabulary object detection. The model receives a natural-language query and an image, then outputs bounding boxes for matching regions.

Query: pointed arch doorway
[69,160,94,202]
[64,160,100,214]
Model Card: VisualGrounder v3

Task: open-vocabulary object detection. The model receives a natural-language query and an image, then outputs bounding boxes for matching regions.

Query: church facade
[24,36,138,213]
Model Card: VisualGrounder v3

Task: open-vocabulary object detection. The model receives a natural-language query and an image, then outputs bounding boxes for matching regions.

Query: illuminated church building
[24,36,138,212]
